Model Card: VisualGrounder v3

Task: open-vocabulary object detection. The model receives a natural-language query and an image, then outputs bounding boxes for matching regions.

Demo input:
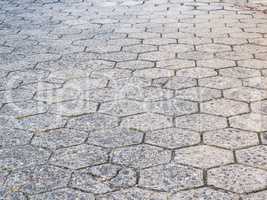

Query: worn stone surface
[1,0,267,197]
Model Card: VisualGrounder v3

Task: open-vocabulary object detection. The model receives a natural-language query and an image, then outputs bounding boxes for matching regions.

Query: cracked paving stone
[175,114,227,132]
[0,127,33,147]
[139,161,203,192]
[18,113,67,132]
[200,99,249,117]
[121,113,173,131]
[146,97,198,116]
[99,100,145,117]
[145,128,200,149]
[164,76,197,90]
[208,164,267,194]
[0,189,27,200]
[199,76,242,89]
[98,187,168,200]
[0,170,9,186]
[29,188,95,200]
[70,164,136,194]
[49,100,98,116]
[197,58,235,69]
[175,67,217,79]
[236,145,267,169]
[5,165,71,195]
[50,144,108,169]
[241,190,267,200]
[174,145,234,169]
[67,113,119,132]
[133,68,174,79]
[230,113,267,132]
[175,87,221,102]
[0,88,35,104]
[116,60,154,70]
[203,128,259,149]
[0,145,50,170]
[170,187,239,200]
[87,127,143,148]
[224,87,267,102]
[111,144,171,168]
[31,128,88,150]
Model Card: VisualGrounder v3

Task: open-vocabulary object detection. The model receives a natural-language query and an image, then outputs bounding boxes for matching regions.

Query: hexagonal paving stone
[111,144,171,168]
[116,60,154,70]
[146,97,198,116]
[145,128,200,149]
[0,145,50,170]
[49,100,98,116]
[164,76,197,90]
[241,190,267,200]
[159,44,194,53]
[123,44,157,53]
[251,100,267,115]
[29,188,95,200]
[174,145,234,168]
[216,51,253,60]
[31,128,88,150]
[98,52,137,62]
[238,59,267,69]
[126,87,174,101]
[87,127,143,148]
[139,162,203,192]
[176,67,217,79]
[175,114,227,132]
[133,68,174,79]
[197,58,235,69]
[70,164,136,194]
[157,59,195,69]
[224,87,267,102]
[99,100,145,117]
[175,87,221,102]
[98,187,168,200]
[203,128,259,149]
[236,145,267,169]
[5,165,71,194]
[220,67,260,78]
[199,76,242,89]
[208,164,267,194]
[201,99,249,117]
[244,77,267,90]
[91,68,132,80]
[196,44,231,52]
[139,51,174,61]
[170,187,239,200]
[121,113,173,131]
[50,144,108,169]
[18,113,67,131]
[0,127,33,147]
[230,113,267,132]
[67,113,119,131]
[177,51,214,60]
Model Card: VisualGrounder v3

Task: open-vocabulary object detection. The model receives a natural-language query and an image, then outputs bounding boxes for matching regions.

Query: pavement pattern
[0,0,267,199]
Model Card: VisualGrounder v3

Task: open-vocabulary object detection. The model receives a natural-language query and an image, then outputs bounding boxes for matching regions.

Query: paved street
[0,0,267,199]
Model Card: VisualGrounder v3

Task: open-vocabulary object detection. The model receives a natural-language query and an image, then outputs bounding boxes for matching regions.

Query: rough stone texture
[50,144,108,169]
[111,144,171,168]
[171,187,239,200]
[203,128,259,149]
[174,145,234,168]
[208,164,267,194]
[139,162,203,192]
[145,128,200,149]
[1,0,267,197]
